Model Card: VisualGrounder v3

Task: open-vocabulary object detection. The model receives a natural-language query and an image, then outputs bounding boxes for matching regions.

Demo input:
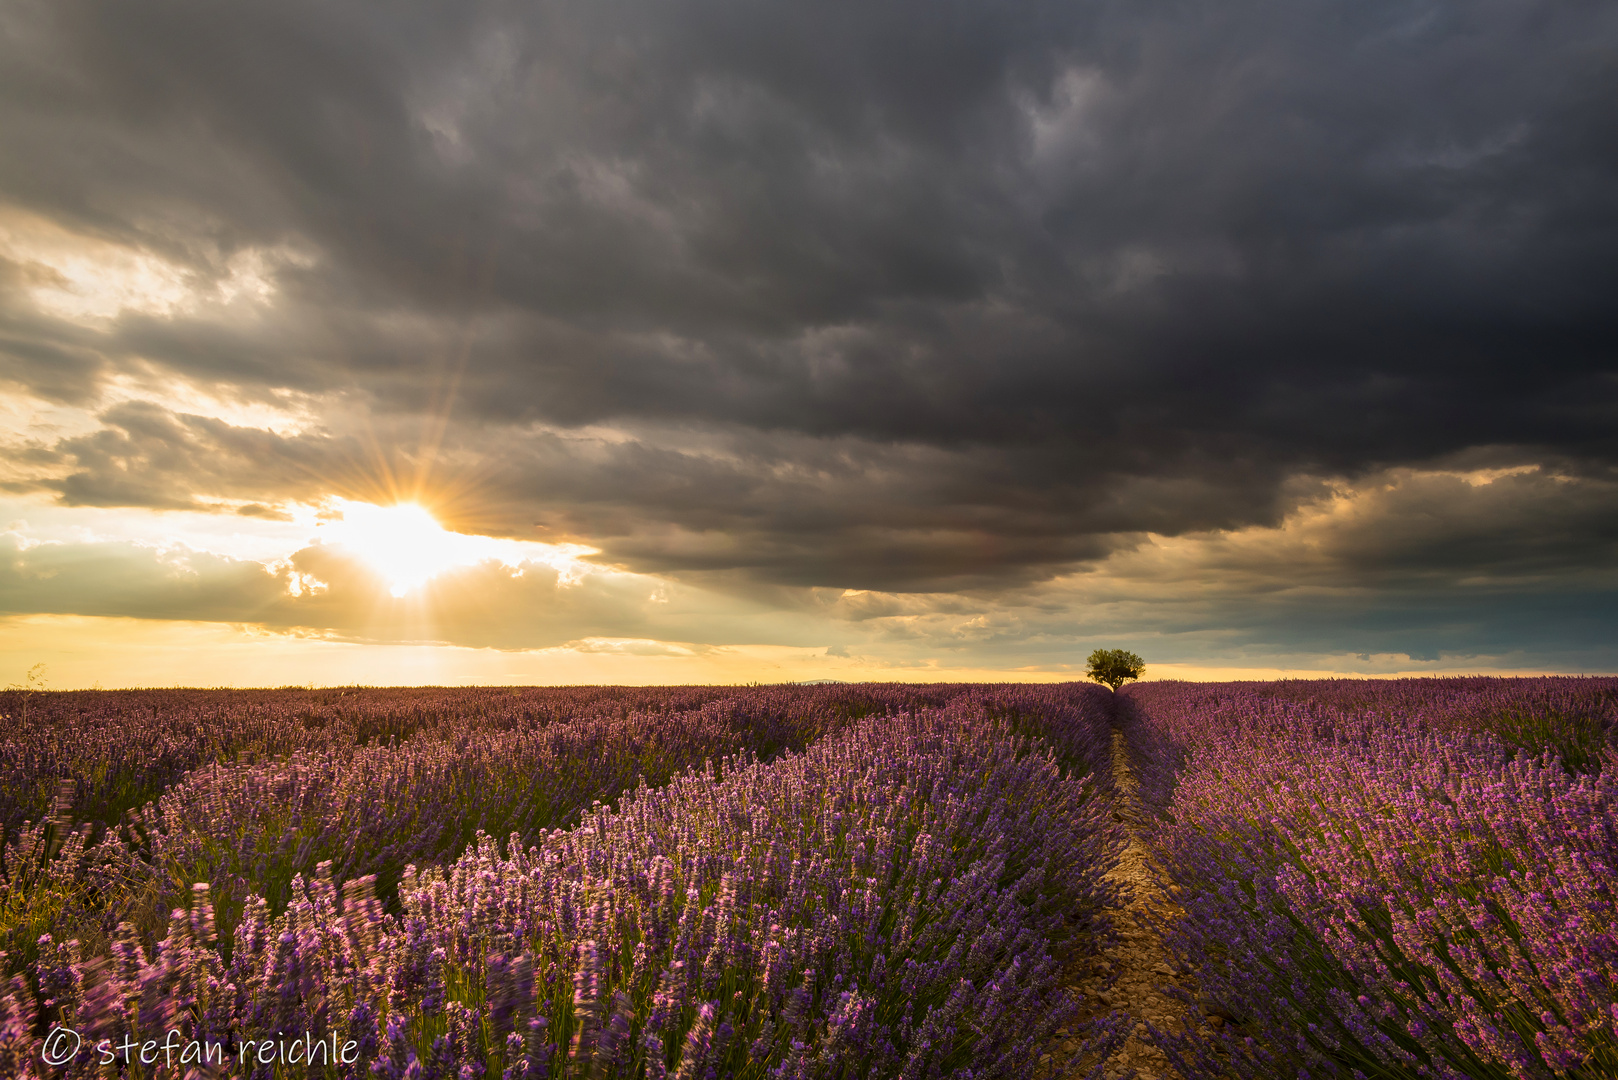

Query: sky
[1,0,1616,688]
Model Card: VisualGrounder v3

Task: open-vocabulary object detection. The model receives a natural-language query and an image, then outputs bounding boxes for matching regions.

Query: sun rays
[313,498,598,598]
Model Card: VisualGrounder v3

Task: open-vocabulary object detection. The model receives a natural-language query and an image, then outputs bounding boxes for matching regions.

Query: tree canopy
[1086,648,1144,691]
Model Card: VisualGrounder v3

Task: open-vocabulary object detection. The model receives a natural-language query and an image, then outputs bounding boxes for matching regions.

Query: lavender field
[0,683,1131,1078]
[1,678,1614,1079]
[1121,678,1618,1080]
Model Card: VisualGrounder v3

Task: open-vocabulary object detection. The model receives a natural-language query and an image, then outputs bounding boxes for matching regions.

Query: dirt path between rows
[1056,728,1196,1080]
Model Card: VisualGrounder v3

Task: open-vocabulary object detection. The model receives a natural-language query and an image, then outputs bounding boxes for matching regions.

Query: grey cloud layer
[1,0,1616,655]
[7,463,1613,668]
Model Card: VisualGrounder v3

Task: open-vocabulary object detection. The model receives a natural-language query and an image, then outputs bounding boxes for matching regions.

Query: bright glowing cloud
[312,499,599,598]
[0,204,307,324]
[0,211,192,320]
[97,373,322,438]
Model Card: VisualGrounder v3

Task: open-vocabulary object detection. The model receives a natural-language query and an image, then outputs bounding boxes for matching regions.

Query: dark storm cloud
[795,474,1618,674]
[1002,467,1618,666]
[38,401,356,509]
[1,0,1616,599]
[21,401,1279,589]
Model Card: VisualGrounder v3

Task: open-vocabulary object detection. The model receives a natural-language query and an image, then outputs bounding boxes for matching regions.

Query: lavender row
[5,705,1127,1078]
[1134,677,1618,779]
[2,684,1114,996]
[124,697,875,947]
[1120,679,1618,1080]
[0,682,1015,834]
[4,697,794,987]
[0,685,734,835]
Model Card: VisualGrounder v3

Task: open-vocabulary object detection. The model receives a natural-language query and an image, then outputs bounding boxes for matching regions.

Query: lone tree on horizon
[1086,648,1144,691]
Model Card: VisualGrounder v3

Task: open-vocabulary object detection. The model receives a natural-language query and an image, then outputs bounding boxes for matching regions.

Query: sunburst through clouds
[310,498,598,599]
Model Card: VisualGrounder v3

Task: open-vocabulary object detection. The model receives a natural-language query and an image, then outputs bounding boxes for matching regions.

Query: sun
[313,498,602,598]
[320,500,473,598]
